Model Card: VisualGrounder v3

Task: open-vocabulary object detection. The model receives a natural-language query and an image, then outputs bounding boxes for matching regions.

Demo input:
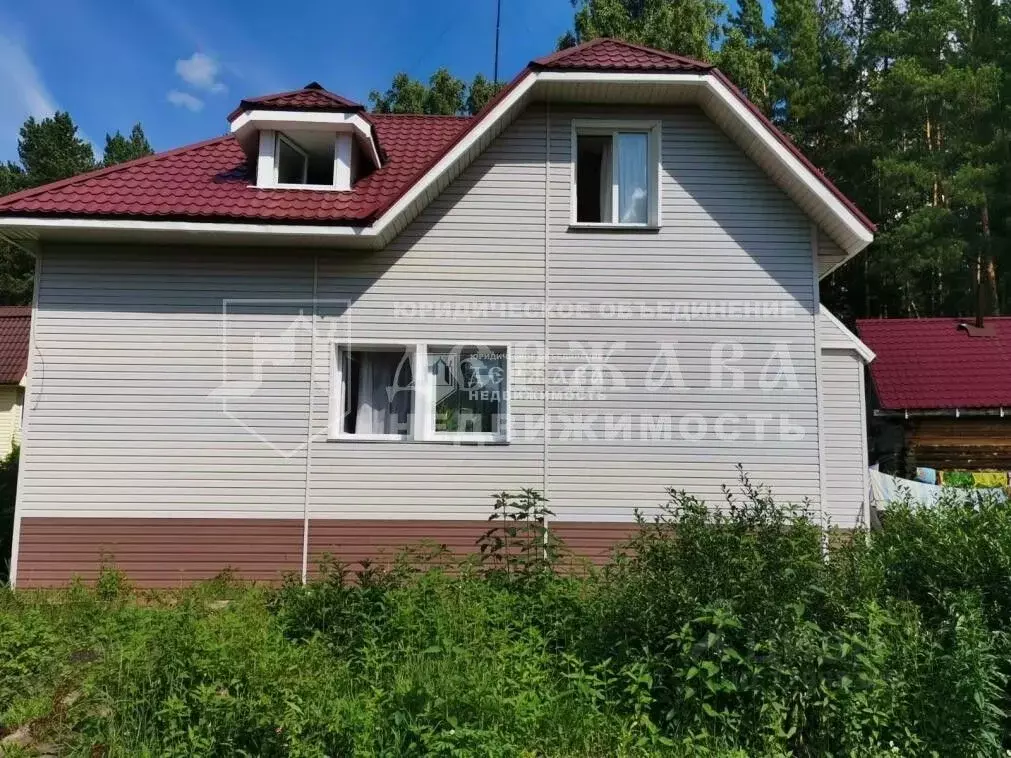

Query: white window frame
[330,340,418,442]
[570,119,662,229]
[329,340,511,444]
[269,132,351,191]
[425,344,511,444]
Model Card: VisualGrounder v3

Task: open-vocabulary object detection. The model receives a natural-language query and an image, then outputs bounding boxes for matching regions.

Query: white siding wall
[546,106,820,520]
[19,250,314,518]
[19,103,842,525]
[820,346,868,526]
[308,109,548,519]
[817,302,870,526]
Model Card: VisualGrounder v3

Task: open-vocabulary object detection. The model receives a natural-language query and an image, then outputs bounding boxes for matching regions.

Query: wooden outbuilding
[857,317,1011,475]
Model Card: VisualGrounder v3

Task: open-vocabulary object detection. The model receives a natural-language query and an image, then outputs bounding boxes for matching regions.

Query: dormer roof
[227,82,364,122]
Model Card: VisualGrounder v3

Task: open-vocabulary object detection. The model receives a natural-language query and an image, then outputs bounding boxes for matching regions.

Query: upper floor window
[274,131,342,188]
[255,128,353,190]
[572,121,661,228]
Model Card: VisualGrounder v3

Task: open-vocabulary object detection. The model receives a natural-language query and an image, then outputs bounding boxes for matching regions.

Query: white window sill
[568,223,660,232]
[328,433,409,443]
[326,435,509,446]
[431,433,508,445]
[253,183,349,191]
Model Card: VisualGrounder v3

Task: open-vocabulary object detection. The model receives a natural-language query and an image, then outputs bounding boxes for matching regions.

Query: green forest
[0,119,153,305]
[3,0,1009,322]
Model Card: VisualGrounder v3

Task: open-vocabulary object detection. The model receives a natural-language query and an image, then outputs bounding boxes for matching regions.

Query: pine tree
[566,0,725,61]
[718,0,774,112]
[425,69,467,116]
[17,112,94,186]
[369,73,429,114]
[103,124,154,167]
[369,70,468,115]
[466,74,504,115]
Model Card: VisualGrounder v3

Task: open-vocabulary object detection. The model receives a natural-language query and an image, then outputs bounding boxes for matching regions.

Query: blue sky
[0,0,576,163]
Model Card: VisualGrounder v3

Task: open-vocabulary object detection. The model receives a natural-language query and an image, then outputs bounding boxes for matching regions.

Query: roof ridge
[532,37,714,69]
[0,135,234,210]
[242,85,310,101]
[244,85,356,106]
[227,85,363,121]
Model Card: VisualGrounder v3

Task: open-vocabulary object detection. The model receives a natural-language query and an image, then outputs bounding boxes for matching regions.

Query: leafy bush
[861,489,1011,627]
[0,480,1009,756]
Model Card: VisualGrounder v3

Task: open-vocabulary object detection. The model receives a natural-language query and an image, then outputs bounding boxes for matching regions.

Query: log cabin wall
[907,417,1011,470]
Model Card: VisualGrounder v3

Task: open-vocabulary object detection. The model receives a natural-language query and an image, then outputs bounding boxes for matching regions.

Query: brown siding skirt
[307,519,490,576]
[15,517,640,588]
[551,522,640,566]
[15,518,305,588]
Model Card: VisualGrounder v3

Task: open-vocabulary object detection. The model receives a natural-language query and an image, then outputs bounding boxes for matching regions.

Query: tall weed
[0,480,1009,756]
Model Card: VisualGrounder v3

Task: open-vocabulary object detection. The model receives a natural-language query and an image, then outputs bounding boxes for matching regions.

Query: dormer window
[253,128,354,190]
[273,132,343,187]
[228,82,382,193]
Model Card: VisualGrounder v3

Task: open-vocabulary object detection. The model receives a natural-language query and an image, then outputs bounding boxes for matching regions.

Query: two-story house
[0,39,876,587]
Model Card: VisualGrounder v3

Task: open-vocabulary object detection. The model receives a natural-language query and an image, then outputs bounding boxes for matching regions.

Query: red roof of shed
[857,317,1011,410]
[0,306,30,384]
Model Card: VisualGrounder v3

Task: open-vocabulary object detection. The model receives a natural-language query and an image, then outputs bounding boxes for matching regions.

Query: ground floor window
[340,348,414,438]
[333,343,509,443]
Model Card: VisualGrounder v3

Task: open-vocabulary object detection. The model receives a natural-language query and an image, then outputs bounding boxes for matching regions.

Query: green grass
[1,479,1010,756]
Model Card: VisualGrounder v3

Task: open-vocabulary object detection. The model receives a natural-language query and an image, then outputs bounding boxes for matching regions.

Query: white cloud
[167,89,204,112]
[0,28,101,162]
[175,52,226,93]
[143,0,282,93]
[0,31,58,157]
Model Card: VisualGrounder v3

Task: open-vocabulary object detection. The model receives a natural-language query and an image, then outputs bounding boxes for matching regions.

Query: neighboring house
[0,307,30,456]
[0,39,877,587]
[858,316,1011,476]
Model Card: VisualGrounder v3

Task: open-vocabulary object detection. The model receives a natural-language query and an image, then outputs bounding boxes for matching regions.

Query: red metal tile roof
[0,115,471,224]
[857,317,1011,410]
[0,39,873,234]
[532,37,713,72]
[0,306,30,384]
[227,82,363,121]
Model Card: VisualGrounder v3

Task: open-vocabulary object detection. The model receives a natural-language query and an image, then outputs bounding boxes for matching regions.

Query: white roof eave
[0,71,873,256]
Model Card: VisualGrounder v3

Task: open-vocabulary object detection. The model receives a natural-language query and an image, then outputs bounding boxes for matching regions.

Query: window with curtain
[341,348,414,436]
[574,124,656,226]
[335,343,509,442]
[616,132,648,224]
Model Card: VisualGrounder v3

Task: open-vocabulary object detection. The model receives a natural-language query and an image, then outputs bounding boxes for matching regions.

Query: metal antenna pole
[494,0,502,83]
